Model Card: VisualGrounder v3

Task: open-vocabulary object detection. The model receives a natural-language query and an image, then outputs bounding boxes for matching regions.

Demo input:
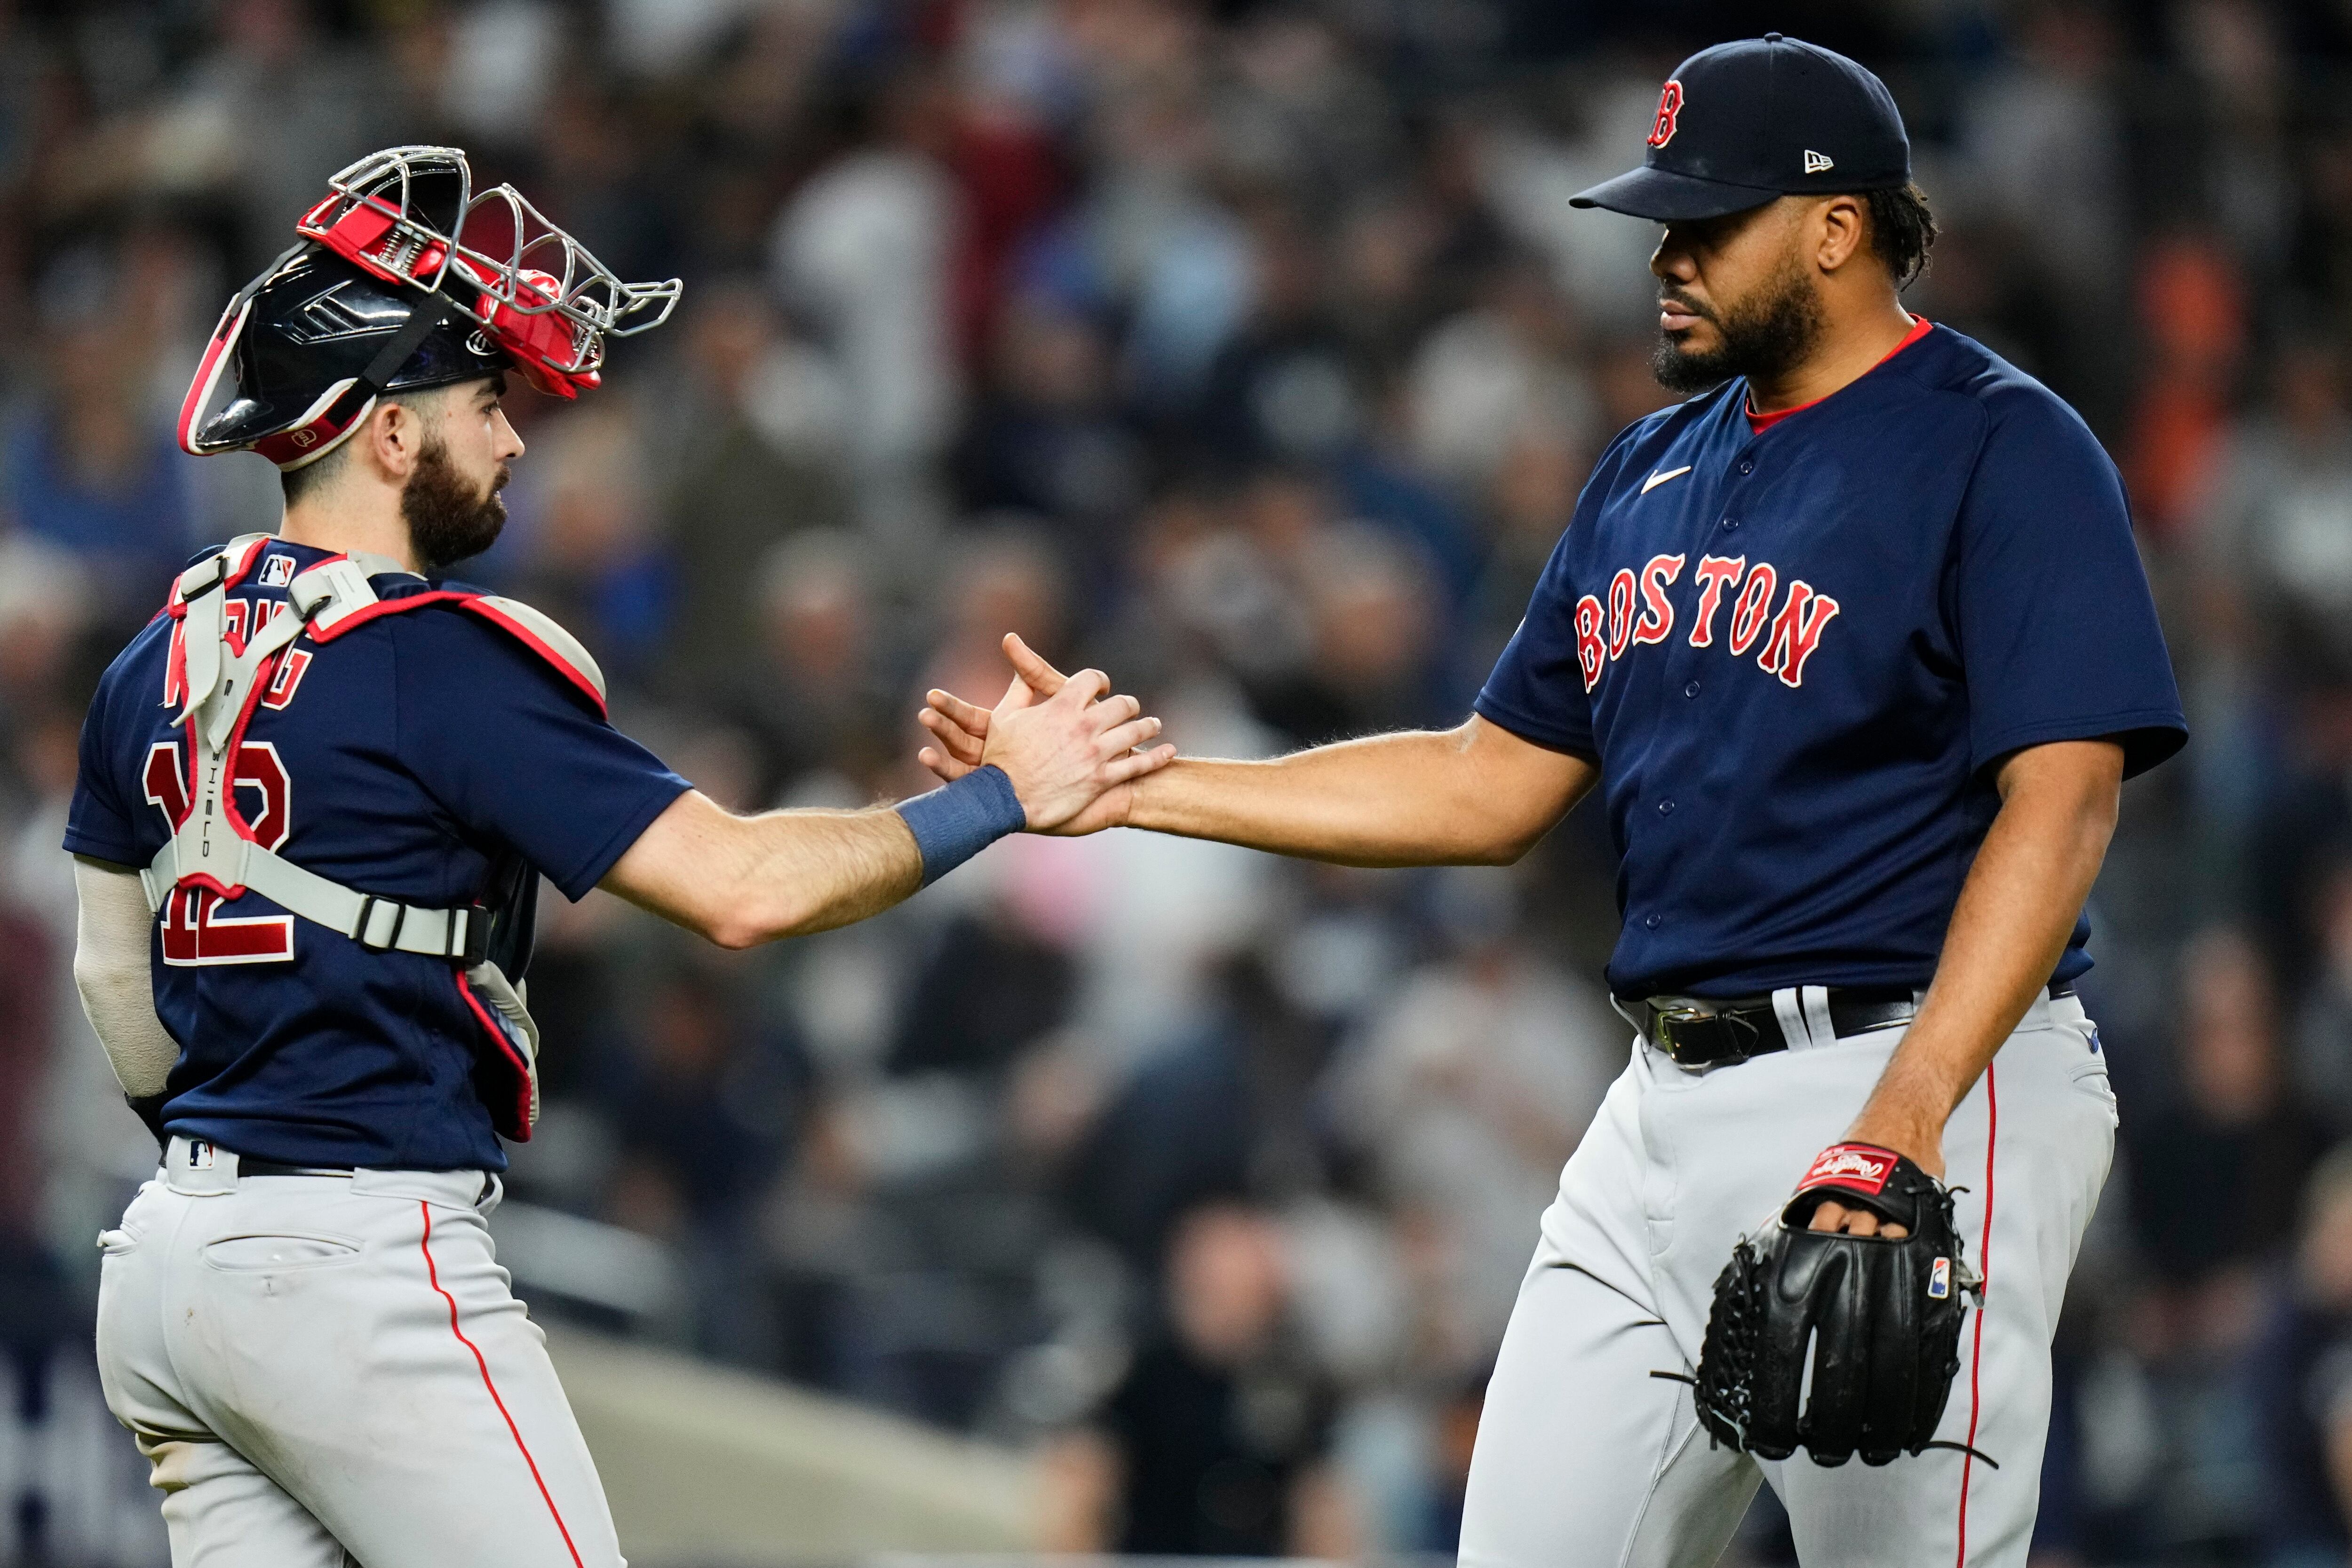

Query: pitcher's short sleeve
[1952,388,2185,777]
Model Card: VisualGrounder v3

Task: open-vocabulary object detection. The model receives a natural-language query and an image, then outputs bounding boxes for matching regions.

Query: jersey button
[1738,459,1755,475]
[1658,800,1676,815]
[1684,680,1701,698]
[1722,517,1740,531]
[1644,914,1663,929]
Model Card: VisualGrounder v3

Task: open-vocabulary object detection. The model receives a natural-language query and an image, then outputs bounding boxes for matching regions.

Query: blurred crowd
[9,0,2352,1563]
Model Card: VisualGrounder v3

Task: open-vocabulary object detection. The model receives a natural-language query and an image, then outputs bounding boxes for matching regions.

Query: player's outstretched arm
[605,666,1173,947]
[918,636,1597,867]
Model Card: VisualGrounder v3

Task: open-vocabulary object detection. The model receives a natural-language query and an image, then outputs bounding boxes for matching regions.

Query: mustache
[1659,288,1716,324]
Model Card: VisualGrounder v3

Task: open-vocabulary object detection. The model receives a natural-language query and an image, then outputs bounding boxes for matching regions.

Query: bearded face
[401,428,510,571]
[1652,242,1828,396]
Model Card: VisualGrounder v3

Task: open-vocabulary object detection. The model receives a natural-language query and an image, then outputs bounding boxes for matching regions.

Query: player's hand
[1806,1199,1907,1239]
[1808,1106,1947,1235]
[956,642,1174,834]
[919,635,1168,836]
[916,686,998,781]
[917,634,1070,777]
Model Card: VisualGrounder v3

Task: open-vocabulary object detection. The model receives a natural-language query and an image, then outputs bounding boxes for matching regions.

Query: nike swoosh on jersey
[1641,465,1694,494]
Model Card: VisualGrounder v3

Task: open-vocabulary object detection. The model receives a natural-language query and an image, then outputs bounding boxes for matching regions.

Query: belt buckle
[1652,1001,1759,1072]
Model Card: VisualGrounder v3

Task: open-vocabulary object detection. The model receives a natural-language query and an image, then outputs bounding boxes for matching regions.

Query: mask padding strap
[315,297,461,436]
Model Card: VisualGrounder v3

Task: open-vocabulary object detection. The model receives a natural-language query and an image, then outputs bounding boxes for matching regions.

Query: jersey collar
[1744,315,1932,434]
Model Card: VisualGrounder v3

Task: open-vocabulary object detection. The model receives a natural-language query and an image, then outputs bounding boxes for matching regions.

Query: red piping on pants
[420,1201,586,1568]
[1955,1064,1996,1566]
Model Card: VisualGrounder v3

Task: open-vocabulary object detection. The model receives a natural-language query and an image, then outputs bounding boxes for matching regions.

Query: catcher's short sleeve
[63,642,148,868]
[390,610,691,900]
[1951,388,2185,779]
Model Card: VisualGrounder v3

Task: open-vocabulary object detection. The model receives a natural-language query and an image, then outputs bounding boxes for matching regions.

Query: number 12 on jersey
[143,741,296,966]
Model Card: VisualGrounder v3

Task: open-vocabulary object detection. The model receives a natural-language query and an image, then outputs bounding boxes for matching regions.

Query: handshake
[913,633,1176,836]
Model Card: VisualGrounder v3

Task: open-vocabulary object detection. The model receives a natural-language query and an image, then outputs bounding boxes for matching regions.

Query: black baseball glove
[1688,1142,1984,1468]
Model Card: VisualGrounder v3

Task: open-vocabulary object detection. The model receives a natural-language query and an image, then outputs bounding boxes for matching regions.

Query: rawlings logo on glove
[1688,1144,1990,1469]
[1796,1141,1899,1194]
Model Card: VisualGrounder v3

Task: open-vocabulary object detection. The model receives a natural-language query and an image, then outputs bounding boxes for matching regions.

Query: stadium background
[0,0,2347,1563]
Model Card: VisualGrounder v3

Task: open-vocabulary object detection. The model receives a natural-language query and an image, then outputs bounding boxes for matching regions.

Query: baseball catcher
[68,145,1169,1567]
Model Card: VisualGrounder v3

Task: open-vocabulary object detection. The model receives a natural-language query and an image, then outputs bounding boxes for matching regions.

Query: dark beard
[401,433,509,571]
[1652,260,1827,396]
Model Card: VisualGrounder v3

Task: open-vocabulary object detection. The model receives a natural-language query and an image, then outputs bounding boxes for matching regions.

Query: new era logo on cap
[1804,149,1834,174]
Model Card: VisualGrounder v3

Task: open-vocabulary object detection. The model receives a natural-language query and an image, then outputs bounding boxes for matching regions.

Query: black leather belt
[233,1159,495,1207]
[238,1159,355,1177]
[1622,984,2074,1070]
[1623,987,1916,1069]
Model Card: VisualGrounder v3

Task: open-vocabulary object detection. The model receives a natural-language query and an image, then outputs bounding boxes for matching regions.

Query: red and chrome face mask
[177,146,682,472]
[294,145,680,398]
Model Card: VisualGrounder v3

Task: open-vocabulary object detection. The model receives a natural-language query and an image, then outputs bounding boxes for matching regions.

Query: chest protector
[140,533,606,1140]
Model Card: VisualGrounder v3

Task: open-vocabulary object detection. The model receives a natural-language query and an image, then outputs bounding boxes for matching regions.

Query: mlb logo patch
[260,554,295,587]
[1929,1257,1951,1299]
[188,1140,216,1169]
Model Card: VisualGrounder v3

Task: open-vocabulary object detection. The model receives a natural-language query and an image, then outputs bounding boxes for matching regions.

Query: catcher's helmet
[179,145,681,470]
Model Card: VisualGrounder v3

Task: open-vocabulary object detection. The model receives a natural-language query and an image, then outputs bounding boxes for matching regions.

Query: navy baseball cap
[1572,34,1911,222]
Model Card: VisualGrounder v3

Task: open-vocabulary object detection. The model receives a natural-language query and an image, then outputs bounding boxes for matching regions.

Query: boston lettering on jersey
[66,541,691,1171]
[1477,323,2185,1001]
[1572,552,1842,692]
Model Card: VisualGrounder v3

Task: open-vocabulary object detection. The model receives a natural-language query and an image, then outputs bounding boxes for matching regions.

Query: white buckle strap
[141,832,484,961]
[145,540,482,959]
[288,553,404,634]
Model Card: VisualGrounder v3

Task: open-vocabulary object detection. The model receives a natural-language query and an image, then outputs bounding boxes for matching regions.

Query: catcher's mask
[179,145,681,471]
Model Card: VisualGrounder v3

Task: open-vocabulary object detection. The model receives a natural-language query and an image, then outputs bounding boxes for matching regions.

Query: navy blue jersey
[1476,323,2184,1000]
[65,541,691,1170]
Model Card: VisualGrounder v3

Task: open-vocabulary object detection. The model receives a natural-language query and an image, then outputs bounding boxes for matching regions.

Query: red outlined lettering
[1758,580,1843,688]
[1606,569,1638,659]
[1573,595,1607,691]
[1726,562,1779,656]
[1687,555,1745,649]
[159,886,294,966]
[162,622,186,710]
[144,743,190,824]
[262,649,313,710]
[1631,554,1686,646]
[230,742,292,849]
[142,740,296,966]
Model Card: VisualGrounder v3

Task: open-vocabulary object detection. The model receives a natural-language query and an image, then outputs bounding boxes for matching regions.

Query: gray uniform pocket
[201,1234,363,1272]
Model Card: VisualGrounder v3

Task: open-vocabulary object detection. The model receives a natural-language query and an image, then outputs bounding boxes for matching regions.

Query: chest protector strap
[139,537,543,1134]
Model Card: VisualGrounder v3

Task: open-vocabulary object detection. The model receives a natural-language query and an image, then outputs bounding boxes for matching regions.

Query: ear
[360,396,429,483]
[1813,195,1868,275]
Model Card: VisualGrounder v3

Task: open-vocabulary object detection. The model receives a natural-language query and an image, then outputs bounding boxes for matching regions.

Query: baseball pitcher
[917,37,2186,1567]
